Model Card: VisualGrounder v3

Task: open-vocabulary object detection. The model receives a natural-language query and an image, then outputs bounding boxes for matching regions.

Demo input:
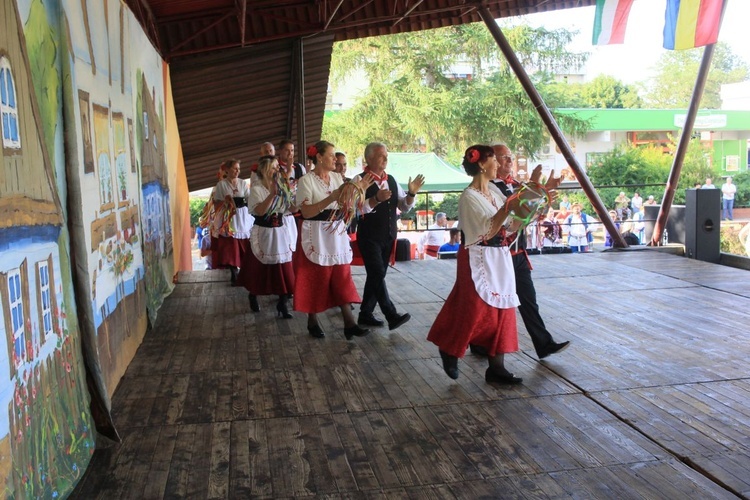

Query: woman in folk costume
[427,145,529,385]
[293,140,373,340]
[212,159,254,284]
[236,155,296,317]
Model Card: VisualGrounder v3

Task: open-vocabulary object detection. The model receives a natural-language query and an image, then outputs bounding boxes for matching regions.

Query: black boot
[439,350,459,380]
[276,295,292,319]
[248,293,260,312]
[230,266,239,285]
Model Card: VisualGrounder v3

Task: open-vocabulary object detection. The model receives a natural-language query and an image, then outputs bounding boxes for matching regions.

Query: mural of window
[7,269,26,366]
[37,260,52,337]
[94,104,114,208]
[113,113,128,201]
[0,56,21,149]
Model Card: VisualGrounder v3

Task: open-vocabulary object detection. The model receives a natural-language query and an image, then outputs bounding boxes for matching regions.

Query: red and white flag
[592,0,636,45]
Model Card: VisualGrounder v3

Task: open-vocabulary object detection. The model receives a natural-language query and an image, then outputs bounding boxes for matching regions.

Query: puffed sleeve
[248,184,268,215]
[296,174,314,206]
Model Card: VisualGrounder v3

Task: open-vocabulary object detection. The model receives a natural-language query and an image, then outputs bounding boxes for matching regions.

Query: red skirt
[427,246,518,358]
[214,236,249,268]
[293,250,361,314]
[236,249,295,295]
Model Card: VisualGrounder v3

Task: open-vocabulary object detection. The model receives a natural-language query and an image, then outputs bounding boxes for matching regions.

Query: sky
[517,0,750,84]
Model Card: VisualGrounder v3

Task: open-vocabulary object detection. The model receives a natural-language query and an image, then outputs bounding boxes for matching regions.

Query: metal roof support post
[296,38,307,154]
[476,7,626,248]
[650,44,716,246]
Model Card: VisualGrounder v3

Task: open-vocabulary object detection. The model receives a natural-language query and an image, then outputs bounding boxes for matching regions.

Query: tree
[542,74,642,109]
[641,42,749,109]
[25,0,60,162]
[323,22,590,160]
[585,138,714,207]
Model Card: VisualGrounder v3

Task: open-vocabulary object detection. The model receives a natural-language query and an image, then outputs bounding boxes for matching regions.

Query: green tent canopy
[354,152,470,192]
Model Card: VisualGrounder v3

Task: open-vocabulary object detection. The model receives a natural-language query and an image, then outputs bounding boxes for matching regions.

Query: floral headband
[306,145,318,158]
[466,148,480,163]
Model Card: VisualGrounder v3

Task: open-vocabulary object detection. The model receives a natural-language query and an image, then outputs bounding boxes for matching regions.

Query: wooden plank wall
[71,251,750,498]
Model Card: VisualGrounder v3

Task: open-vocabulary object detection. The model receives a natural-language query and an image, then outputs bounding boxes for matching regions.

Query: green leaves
[324,22,590,161]
[642,42,749,109]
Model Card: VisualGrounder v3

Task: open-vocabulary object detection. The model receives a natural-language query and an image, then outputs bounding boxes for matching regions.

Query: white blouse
[458,185,518,309]
[458,186,508,246]
[296,171,351,266]
[245,185,292,264]
[212,178,254,238]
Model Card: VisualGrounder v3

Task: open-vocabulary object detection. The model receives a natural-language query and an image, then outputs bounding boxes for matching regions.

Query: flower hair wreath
[466,148,480,163]
[306,145,318,158]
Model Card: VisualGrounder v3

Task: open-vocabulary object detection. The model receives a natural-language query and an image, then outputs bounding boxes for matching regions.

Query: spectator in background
[419,212,449,259]
[439,228,460,254]
[632,207,645,243]
[604,210,620,248]
[614,191,630,220]
[200,228,212,269]
[722,176,737,220]
[540,207,563,248]
[559,194,571,211]
[702,177,717,189]
[564,202,592,253]
[644,195,656,206]
[195,225,204,248]
[631,192,643,214]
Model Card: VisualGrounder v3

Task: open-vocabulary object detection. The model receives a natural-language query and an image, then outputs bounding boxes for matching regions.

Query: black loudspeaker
[685,188,721,263]
[643,204,685,245]
[395,238,412,261]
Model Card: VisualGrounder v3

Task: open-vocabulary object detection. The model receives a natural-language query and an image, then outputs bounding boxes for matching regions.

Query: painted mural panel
[1,0,188,495]
[1,0,95,497]
[61,0,153,406]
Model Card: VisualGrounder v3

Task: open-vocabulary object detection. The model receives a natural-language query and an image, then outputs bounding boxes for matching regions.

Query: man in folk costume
[278,139,307,182]
[355,142,425,330]
[469,143,570,360]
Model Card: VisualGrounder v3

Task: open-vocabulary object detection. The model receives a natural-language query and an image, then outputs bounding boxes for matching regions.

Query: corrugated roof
[170,34,334,191]
[125,1,596,61]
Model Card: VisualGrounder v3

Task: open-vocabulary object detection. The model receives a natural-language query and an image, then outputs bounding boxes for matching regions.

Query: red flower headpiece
[466,148,480,163]
[306,144,318,158]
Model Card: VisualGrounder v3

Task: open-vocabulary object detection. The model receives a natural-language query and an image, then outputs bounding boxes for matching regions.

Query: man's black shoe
[538,341,570,360]
[358,314,385,327]
[387,313,411,331]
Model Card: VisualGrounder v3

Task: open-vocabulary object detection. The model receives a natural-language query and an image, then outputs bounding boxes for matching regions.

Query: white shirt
[420,223,448,248]
[360,173,416,215]
[722,183,737,200]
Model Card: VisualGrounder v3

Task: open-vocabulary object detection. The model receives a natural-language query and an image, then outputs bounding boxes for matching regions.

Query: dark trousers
[513,252,554,355]
[359,237,397,319]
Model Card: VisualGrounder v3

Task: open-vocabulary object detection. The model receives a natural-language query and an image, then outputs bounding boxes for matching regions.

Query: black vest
[357,174,399,242]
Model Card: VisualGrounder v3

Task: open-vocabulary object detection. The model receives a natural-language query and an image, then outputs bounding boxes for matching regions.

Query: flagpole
[477,6,627,248]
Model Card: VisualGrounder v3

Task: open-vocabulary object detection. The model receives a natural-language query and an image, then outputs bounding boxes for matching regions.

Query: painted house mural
[1,0,95,497]
[137,73,174,323]
[1,0,190,496]
[62,0,149,403]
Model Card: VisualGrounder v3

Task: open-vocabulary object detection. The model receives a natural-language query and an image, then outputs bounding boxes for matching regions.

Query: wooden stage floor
[71,250,750,499]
